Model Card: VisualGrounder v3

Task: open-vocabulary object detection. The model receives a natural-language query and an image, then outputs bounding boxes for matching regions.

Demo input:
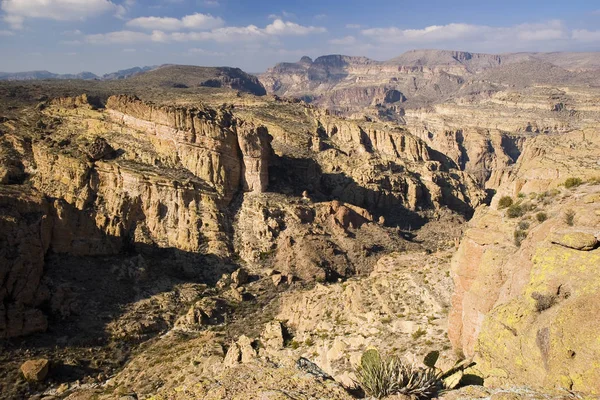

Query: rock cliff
[0,93,275,338]
[449,128,600,393]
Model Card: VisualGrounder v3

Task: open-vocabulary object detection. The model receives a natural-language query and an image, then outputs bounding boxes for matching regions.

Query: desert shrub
[497,196,514,209]
[517,192,526,199]
[506,204,524,218]
[521,202,536,212]
[355,349,443,399]
[514,229,528,247]
[536,212,548,222]
[531,292,556,312]
[564,209,576,226]
[588,176,600,185]
[518,221,530,230]
[564,177,582,189]
[411,328,426,340]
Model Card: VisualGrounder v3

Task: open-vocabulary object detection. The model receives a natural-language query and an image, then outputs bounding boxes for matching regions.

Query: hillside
[123,65,267,95]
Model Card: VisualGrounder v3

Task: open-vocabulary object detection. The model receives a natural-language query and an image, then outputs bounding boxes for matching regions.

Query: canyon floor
[1,52,600,400]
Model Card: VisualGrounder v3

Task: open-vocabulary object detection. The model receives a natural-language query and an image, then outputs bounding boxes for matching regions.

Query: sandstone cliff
[0,94,274,338]
[449,127,600,394]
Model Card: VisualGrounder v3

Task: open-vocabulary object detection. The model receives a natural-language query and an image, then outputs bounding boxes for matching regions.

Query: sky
[0,0,599,74]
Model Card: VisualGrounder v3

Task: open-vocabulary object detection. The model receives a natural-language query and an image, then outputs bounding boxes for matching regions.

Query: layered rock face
[0,186,51,338]
[449,128,600,393]
[0,94,273,338]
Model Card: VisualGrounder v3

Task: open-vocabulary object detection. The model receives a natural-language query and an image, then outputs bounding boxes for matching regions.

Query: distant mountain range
[0,66,158,81]
[259,50,600,113]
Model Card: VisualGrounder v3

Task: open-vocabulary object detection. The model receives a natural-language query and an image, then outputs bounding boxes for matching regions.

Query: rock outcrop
[0,94,274,339]
[20,359,49,382]
[0,186,51,339]
[450,183,600,394]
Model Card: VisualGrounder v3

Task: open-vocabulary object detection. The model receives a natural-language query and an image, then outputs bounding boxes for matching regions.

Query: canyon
[0,50,599,399]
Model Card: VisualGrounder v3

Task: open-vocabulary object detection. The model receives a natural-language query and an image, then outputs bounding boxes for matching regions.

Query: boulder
[231,268,249,288]
[20,359,49,382]
[87,137,114,161]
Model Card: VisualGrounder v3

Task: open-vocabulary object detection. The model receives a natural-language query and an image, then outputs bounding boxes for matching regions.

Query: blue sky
[0,0,599,74]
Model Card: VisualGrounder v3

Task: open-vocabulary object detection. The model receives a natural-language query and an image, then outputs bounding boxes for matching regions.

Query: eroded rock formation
[450,129,600,393]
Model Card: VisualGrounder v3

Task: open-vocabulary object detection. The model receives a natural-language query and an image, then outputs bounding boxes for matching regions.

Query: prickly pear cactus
[361,348,382,369]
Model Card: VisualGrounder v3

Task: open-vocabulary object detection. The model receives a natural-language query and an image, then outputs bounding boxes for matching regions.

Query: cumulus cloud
[87,19,325,45]
[361,20,568,45]
[264,19,326,35]
[2,0,120,28]
[126,13,224,31]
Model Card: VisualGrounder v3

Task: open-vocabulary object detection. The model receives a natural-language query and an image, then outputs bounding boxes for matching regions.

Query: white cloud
[2,0,120,28]
[314,14,326,20]
[361,20,568,44]
[126,12,224,31]
[127,16,181,31]
[346,24,362,29]
[264,19,326,35]
[572,29,600,42]
[204,0,219,7]
[182,13,224,29]
[0,29,14,36]
[87,19,326,45]
[329,35,356,45]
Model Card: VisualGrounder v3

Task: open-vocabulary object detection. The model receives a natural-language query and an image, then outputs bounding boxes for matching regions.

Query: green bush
[514,229,528,247]
[497,196,514,209]
[564,209,576,226]
[411,328,426,340]
[536,212,548,222]
[518,221,530,230]
[564,177,582,189]
[506,204,524,218]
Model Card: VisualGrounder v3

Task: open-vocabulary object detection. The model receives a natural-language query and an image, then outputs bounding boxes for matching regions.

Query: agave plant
[354,348,474,399]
